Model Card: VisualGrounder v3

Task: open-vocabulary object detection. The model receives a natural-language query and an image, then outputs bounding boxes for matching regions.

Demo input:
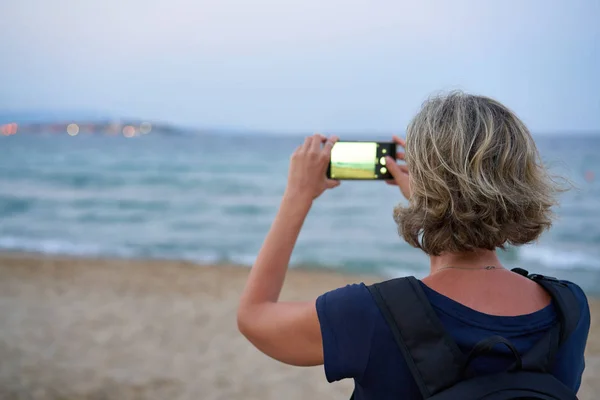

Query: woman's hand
[385,135,411,200]
[285,133,341,202]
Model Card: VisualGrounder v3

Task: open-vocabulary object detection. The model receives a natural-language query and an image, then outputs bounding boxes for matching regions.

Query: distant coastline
[2,112,597,139]
[0,119,193,138]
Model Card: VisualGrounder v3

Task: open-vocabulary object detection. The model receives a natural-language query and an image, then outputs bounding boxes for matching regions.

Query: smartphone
[327,141,397,180]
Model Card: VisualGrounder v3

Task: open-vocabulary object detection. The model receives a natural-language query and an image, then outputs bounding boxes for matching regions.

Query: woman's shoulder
[315,282,386,382]
[316,276,590,323]
[419,276,590,331]
[316,282,377,321]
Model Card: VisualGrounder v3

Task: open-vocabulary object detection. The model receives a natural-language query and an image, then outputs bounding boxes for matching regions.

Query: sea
[1,133,599,293]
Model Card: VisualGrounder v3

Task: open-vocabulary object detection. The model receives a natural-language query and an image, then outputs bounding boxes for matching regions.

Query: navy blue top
[316,279,590,399]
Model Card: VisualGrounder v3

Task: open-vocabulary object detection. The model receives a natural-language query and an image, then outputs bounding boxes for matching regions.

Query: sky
[1,0,599,134]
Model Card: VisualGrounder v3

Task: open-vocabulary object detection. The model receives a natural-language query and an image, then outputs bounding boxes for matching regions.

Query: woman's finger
[396,152,405,161]
[322,136,338,155]
[392,135,406,148]
[301,135,314,152]
[385,156,401,179]
[310,133,326,152]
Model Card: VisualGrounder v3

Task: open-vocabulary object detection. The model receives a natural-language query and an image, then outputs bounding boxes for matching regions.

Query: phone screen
[328,141,396,180]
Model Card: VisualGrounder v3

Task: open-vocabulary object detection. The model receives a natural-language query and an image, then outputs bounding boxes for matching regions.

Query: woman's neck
[429,249,502,275]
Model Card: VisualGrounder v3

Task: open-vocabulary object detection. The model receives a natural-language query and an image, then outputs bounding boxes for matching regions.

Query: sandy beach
[0,252,597,400]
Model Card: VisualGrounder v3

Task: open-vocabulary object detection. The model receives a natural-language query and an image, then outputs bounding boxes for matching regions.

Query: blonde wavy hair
[394,91,562,256]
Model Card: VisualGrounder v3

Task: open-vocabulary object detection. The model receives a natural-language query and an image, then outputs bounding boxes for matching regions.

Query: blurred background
[0,1,599,399]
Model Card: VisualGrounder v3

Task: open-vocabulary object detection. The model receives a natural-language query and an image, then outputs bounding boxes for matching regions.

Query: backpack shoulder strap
[366,277,465,399]
[529,274,581,342]
[511,268,581,372]
[511,268,581,342]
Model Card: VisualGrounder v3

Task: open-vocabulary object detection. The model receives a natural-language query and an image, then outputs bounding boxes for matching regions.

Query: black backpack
[350,268,581,400]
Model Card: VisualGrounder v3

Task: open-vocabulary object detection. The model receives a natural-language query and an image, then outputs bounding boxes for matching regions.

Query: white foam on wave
[231,253,257,265]
[178,251,256,266]
[0,236,259,267]
[382,267,427,279]
[517,245,600,270]
[0,236,132,258]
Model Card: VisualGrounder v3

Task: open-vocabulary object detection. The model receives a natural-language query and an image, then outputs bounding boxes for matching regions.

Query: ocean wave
[0,196,34,217]
[517,245,600,270]
[0,237,258,266]
[0,237,373,272]
[0,236,119,257]
[382,267,426,279]
[35,172,128,189]
[70,199,170,212]
[1,233,598,283]
[178,251,257,266]
[222,204,271,216]
[76,212,148,224]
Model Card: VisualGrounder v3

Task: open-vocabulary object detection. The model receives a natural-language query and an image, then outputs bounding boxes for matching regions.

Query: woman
[237,92,590,399]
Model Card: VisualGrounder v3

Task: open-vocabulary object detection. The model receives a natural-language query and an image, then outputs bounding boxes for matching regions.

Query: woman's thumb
[386,156,409,182]
[385,156,401,178]
[326,179,341,189]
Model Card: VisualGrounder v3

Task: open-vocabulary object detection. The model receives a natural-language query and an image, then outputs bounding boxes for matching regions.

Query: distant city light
[585,170,595,183]
[1,123,18,136]
[81,124,93,134]
[0,120,178,137]
[106,122,120,135]
[122,125,136,138]
[67,123,80,136]
[139,122,152,134]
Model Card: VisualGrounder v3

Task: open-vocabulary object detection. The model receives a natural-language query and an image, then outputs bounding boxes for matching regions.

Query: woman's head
[394,91,562,256]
